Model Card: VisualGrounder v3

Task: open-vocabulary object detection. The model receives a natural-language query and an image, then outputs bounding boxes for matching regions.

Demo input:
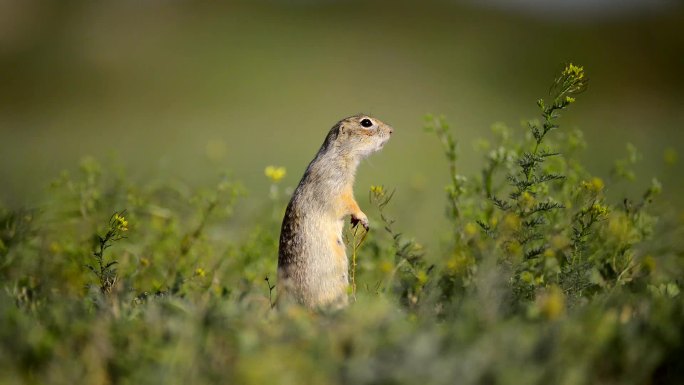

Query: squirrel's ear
[338,122,347,135]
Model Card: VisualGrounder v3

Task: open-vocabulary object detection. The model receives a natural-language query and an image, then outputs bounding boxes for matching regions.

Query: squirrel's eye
[360,118,373,128]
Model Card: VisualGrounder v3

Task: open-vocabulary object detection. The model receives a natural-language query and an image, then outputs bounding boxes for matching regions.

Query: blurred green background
[1,0,683,244]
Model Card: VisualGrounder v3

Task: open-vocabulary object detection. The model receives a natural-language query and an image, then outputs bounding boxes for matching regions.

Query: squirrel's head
[327,114,394,159]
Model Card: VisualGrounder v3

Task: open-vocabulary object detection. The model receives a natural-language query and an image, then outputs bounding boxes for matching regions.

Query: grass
[1,64,683,385]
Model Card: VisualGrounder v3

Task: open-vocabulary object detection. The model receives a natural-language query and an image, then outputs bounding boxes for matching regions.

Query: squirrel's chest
[292,211,348,265]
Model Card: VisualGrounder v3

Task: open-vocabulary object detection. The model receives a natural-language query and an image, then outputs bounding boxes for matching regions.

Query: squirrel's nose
[389,127,394,135]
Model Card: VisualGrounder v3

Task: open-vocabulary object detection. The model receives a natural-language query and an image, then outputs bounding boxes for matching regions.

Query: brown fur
[277,114,393,309]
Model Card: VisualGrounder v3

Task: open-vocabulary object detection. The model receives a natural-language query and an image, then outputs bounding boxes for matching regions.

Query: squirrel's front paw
[351,212,369,231]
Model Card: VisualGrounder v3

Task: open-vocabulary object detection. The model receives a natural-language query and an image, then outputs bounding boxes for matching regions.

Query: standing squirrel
[277,114,394,309]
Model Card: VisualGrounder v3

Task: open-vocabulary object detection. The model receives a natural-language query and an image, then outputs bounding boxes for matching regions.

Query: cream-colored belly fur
[279,215,348,308]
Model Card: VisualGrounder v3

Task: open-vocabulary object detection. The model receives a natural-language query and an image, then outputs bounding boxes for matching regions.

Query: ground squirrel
[277,114,394,309]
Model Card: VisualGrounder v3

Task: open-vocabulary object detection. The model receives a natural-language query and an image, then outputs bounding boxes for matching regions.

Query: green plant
[367,185,427,309]
[86,211,128,294]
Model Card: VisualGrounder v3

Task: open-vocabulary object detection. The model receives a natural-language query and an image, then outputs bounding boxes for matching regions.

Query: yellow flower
[562,63,585,79]
[506,240,522,258]
[464,222,478,237]
[195,267,206,277]
[379,260,393,273]
[557,63,587,97]
[370,185,385,196]
[113,213,128,232]
[416,270,428,285]
[520,271,534,284]
[538,285,566,320]
[581,177,604,193]
[589,203,608,217]
[446,253,472,274]
[590,177,604,191]
[264,166,286,183]
[502,213,521,231]
[370,185,388,203]
[520,191,535,210]
[489,216,499,227]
